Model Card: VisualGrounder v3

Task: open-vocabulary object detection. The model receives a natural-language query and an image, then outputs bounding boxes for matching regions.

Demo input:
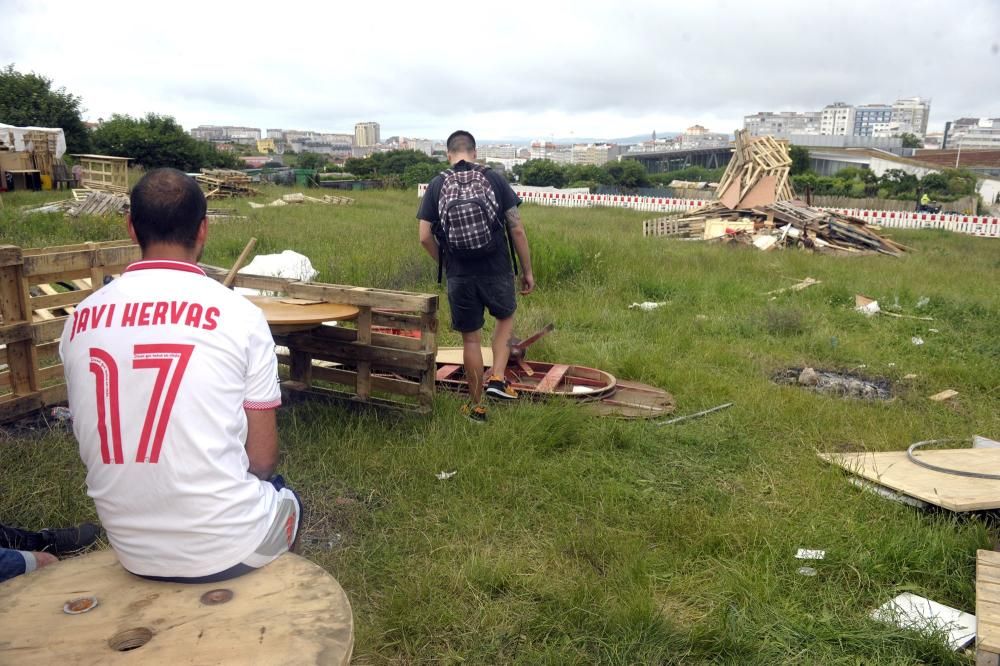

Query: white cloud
[2,0,997,140]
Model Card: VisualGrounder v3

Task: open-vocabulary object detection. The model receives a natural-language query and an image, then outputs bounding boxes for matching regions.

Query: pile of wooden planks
[716,130,794,209]
[22,189,130,218]
[248,193,354,209]
[644,199,906,256]
[195,169,259,199]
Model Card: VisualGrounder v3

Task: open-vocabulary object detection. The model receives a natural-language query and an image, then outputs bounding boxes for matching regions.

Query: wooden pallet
[716,130,793,209]
[0,242,438,423]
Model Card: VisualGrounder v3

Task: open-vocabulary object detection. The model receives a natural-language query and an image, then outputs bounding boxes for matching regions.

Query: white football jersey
[59,259,283,577]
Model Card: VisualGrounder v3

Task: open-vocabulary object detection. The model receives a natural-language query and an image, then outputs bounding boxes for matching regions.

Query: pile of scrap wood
[195,169,259,199]
[642,129,906,256]
[248,193,354,209]
[22,189,130,217]
[716,129,794,208]
[644,200,906,255]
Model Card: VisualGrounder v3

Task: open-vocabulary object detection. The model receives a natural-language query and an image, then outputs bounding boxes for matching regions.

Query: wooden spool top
[0,549,353,665]
[247,296,360,334]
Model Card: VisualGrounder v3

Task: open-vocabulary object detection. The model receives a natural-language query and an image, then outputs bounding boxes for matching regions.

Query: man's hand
[519,272,535,295]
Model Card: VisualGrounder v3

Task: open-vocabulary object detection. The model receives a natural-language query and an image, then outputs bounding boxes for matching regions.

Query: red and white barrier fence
[416,185,999,238]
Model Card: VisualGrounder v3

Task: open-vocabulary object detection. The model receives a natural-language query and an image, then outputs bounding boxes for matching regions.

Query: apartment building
[743,112,821,136]
[354,122,380,147]
[820,103,856,136]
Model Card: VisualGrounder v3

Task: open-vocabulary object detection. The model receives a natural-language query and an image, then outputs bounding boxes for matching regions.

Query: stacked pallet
[716,130,794,209]
[22,189,130,217]
[67,191,130,217]
[763,200,907,256]
[195,169,259,199]
[248,193,355,209]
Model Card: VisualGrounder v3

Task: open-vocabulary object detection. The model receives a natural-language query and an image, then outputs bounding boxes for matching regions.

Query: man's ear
[196,218,208,245]
[126,214,139,245]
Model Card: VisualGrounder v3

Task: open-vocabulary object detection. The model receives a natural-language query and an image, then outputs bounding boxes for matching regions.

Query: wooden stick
[223,237,257,288]
[654,402,733,426]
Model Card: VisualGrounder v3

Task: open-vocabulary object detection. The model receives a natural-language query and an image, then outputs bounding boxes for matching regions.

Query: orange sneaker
[485,375,518,401]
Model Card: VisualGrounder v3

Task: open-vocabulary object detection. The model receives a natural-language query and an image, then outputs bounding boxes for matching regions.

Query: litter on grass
[929,389,959,402]
[795,549,825,560]
[774,367,891,400]
[911,336,925,346]
[855,294,881,316]
[248,193,354,208]
[435,470,457,481]
[235,251,318,296]
[797,567,818,576]
[629,301,667,311]
[764,276,820,295]
[871,593,975,651]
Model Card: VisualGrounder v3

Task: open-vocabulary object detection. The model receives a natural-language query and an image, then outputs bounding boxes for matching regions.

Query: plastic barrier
[417,185,997,237]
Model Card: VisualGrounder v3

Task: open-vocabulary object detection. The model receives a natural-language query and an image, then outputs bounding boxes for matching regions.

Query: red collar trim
[124,260,206,276]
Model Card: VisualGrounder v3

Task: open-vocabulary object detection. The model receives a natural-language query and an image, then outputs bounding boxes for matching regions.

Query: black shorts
[447,274,517,333]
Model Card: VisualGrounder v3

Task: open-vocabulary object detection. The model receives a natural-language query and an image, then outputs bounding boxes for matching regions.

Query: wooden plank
[30,288,93,311]
[822,450,1000,511]
[0,392,43,424]
[32,317,69,344]
[535,364,570,393]
[980,550,1000,660]
[0,245,23,268]
[281,381,426,414]
[0,322,31,345]
[311,365,422,397]
[436,364,461,381]
[286,282,437,314]
[280,333,433,373]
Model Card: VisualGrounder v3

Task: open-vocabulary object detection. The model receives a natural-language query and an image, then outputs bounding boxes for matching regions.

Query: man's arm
[245,408,279,480]
[506,207,534,294]
[419,220,439,262]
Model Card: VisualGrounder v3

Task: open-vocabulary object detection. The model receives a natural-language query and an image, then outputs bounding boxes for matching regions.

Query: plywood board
[435,346,494,368]
[246,295,359,326]
[978,550,1000,657]
[822,449,1000,512]
[583,379,676,419]
[0,549,353,665]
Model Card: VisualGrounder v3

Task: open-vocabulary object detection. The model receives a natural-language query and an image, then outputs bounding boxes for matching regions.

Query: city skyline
[2,1,997,140]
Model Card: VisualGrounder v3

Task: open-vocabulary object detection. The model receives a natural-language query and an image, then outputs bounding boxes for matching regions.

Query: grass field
[2,185,999,664]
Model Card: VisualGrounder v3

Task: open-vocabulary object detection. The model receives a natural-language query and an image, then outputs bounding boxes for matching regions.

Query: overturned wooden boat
[434,347,675,419]
[435,348,617,399]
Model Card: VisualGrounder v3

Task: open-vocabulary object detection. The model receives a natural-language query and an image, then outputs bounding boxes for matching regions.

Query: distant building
[677,125,729,148]
[570,143,622,166]
[743,111,821,136]
[891,97,931,138]
[189,125,261,145]
[529,141,557,160]
[400,137,434,156]
[943,117,1000,149]
[354,122,380,147]
[256,138,277,153]
[479,144,517,160]
[853,105,893,137]
[820,103,856,136]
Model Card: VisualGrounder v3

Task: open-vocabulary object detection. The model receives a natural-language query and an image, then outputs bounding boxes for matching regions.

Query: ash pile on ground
[774,367,892,400]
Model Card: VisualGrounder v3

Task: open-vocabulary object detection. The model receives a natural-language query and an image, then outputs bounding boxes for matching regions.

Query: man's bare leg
[462,330,484,403]
[488,316,515,379]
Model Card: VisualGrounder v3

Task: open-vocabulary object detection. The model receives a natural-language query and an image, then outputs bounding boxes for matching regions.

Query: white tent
[0,123,67,158]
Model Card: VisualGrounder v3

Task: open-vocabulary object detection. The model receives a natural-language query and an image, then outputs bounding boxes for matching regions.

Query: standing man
[418,130,534,423]
[59,168,301,583]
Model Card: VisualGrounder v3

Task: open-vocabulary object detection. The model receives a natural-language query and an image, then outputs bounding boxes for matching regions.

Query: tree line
[789,146,977,202]
[2,64,239,171]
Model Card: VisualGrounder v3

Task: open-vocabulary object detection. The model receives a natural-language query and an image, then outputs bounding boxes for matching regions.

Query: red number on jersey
[87,344,195,464]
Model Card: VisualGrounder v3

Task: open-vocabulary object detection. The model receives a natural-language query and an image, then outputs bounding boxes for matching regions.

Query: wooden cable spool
[0,549,354,665]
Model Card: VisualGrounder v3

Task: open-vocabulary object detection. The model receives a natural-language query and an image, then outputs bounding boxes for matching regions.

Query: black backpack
[434,165,517,282]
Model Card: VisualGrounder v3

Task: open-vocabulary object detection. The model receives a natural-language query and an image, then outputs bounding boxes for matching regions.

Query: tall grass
[1,185,998,663]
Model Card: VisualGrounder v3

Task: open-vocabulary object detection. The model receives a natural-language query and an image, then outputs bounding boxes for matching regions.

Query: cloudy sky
[2,0,998,142]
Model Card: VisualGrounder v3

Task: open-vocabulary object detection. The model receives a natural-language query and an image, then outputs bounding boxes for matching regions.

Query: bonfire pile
[195,169,259,199]
[642,130,908,256]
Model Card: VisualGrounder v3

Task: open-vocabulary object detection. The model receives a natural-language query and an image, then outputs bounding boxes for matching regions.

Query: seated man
[0,522,100,582]
[59,168,301,583]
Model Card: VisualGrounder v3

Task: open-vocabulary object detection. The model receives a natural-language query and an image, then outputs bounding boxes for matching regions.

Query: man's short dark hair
[447,130,476,154]
[129,168,207,249]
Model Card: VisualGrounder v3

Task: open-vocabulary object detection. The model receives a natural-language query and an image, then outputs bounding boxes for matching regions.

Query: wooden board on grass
[435,346,494,368]
[821,449,1000,512]
[583,379,676,419]
[977,549,1000,662]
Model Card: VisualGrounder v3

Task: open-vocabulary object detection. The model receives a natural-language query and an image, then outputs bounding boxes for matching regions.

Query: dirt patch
[773,367,892,400]
[297,487,378,553]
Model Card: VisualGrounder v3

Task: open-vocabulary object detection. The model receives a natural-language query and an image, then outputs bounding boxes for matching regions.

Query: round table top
[0,549,353,665]
[247,296,359,330]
